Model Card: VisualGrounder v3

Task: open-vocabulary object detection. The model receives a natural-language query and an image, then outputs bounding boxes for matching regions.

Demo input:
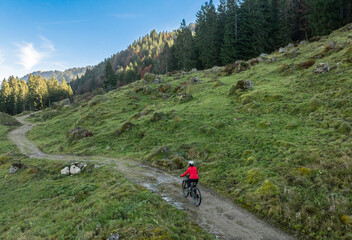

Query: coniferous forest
[0,75,73,115]
[70,0,352,94]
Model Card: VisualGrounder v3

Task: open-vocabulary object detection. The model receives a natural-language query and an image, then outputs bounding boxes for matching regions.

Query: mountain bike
[182,176,202,206]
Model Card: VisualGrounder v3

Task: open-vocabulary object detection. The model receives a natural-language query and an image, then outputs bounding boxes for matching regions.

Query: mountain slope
[27,23,352,239]
[21,66,91,83]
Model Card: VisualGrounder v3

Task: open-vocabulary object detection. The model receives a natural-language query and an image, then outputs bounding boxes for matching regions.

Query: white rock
[70,165,81,175]
[61,167,70,175]
[258,57,264,62]
[260,53,268,57]
[279,47,287,53]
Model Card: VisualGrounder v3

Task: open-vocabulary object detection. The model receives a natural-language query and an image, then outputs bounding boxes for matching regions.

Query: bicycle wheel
[192,187,201,206]
[182,180,189,197]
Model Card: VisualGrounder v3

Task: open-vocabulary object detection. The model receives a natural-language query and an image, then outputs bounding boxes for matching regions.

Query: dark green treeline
[174,0,352,70]
[70,0,352,94]
[0,75,73,115]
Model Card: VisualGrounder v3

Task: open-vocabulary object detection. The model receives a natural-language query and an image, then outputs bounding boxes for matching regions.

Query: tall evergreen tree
[220,0,239,64]
[0,80,11,113]
[217,0,227,64]
[173,19,195,71]
[195,0,219,68]
[103,61,117,91]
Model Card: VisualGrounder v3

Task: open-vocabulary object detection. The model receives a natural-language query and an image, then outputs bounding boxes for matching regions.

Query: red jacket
[180,166,199,179]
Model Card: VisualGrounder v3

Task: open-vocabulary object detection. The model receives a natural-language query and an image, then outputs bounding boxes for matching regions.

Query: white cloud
[14,36,56,70]
[16,42,43,70]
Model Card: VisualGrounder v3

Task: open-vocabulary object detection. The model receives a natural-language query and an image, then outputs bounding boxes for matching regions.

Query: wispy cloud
[14,36,56,70]
[112,13,141,19]
[15,42,43,70]
[40,36,56,52]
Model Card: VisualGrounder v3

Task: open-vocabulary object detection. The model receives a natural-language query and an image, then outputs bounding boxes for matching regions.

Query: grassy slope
[28,25,352,239]
[0,116,212,239]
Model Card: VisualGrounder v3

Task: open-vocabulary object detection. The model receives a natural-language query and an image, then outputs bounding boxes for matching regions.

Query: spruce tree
[0,80,11,113]
[220,0,239,65]
[195,0,219,69]
[103,61,117,91]
[174,19,194,71]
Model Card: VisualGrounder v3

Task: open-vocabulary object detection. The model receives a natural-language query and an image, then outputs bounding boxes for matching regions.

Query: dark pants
[187,178,198,188]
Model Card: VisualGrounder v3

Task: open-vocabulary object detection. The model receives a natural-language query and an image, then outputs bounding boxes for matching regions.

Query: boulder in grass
[314,63,330,74]
[235,80,253,91]
[61,162,87,175]
[9,162,24,174]
[107,231,121,240]
[266,57,277,63]
[187,76,201,84]
[61,167,70,175]
[67,127,93,141]
[279,47,287,53]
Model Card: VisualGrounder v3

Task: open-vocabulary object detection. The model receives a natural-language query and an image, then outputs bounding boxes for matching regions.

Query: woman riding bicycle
[180,161,198,190]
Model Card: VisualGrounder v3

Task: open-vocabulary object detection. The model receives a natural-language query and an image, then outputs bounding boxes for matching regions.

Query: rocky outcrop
[314,63,330,74]
[187,76,201,84]
[61,162,87,175]
[107,231,121,240]
[9,162,24,174]
[67,127,93,141]
[279,47,287,53]
[228,80,253,96]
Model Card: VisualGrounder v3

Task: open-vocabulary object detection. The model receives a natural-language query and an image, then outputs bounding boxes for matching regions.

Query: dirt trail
[9,114,297,240]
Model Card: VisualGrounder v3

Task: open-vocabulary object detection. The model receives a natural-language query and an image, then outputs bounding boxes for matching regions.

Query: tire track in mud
[8,114,297,240]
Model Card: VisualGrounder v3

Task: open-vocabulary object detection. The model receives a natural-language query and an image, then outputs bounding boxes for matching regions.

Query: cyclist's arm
[180,168,189,177]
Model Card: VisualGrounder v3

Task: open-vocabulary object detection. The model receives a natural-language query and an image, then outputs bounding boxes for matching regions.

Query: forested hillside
[21,66,91,83]
[70,30,177,94]
[70,0,352,94]
[0,75,73,115]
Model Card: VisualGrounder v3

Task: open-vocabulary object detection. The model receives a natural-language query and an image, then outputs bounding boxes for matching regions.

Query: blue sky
[0,0,220,81]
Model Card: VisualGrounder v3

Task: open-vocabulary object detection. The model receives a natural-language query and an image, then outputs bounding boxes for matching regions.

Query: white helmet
[188,161,195,166]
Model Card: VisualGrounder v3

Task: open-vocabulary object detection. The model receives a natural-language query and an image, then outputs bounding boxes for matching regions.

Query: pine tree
[174,19,195,71]
[217,0,227,64]
[0,80,11,113]
[195,0,219,69]
[8,76,18,115]
[220,0,239,64]
[103,61,117,91]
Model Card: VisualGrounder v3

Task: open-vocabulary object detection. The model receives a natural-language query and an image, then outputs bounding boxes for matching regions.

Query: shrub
[143,73,156,83]
[256,180,280,197]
